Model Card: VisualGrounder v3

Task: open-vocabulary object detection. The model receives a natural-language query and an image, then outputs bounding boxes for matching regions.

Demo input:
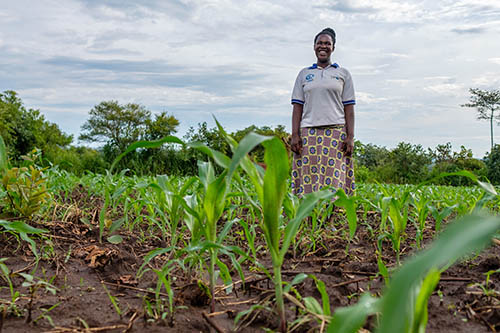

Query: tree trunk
[491,110,494,150]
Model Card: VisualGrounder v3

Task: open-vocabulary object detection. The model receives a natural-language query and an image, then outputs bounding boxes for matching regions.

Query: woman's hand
[342,104,355,156]
[341,137,354,156]
[291,133,302,154]
[291,104,303,155]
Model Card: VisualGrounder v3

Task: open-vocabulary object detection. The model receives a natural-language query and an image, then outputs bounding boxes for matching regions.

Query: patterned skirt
[291,125,355,196]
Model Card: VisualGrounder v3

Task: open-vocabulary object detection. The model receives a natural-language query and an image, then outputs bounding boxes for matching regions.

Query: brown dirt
[0,189,499,332]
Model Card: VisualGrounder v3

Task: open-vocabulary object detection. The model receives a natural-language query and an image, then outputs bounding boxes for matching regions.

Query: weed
[20,272,58,323]
[0,258,22,317]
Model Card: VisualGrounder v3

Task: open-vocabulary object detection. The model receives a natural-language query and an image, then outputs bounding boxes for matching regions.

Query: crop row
[1,128,499,332]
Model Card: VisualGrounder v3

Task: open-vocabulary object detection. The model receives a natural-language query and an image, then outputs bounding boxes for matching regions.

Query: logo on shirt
[330,75,340,80]
[305,74,315,82]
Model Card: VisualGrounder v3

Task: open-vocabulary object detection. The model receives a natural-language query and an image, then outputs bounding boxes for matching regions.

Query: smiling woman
[290,27,356,196]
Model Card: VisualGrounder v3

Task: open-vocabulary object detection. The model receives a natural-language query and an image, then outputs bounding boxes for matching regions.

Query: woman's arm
[342,104,355,156]
[291,103,303,154]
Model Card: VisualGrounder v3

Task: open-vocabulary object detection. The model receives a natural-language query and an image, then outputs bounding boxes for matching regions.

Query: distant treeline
[1,90,499,185]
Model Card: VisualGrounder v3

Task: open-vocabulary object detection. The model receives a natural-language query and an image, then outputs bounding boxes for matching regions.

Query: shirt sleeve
[291,70,305,105]
[342,69,355,106]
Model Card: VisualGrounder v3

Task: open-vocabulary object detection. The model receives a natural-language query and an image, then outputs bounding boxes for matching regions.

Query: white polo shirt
[291,63,355,127]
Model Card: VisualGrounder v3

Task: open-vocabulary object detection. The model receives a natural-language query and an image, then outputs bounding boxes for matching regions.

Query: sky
[1,0,500,158]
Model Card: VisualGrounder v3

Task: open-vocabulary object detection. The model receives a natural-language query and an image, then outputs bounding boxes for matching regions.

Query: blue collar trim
[308,63,339,69]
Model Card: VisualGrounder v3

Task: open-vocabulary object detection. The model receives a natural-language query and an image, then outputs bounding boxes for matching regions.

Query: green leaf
[333,189,358,239]
[234,304,270,326]
[411,269,440,333]
[179,176,198,195]
[303,297,323,315]
[182,240,225,253]
[109,218,125,233]
[227,132,273,180]
[19,272,34,283]
[188,142,231,169]
[279,189,333,262]
[110,136,184,172]
[328,294,380,333]
[137,247,174,278]
[0,259,10,277]
[20,232,39,257]
[0,134,8,173]
[377,256,389,286]
[429,170,497,196]
[284,273,308,293]
[0,220,47,234]
[313,277,331,316]
[262,137,290,255]
[99,182,111,243]
[377,214,500,333]
[198,161,215,190]
[216,258,232,293]
[107,235,123,244]
[216,218,238,245]
[203,171,227,240]
[220,245,247,284]
[214,117,239,151]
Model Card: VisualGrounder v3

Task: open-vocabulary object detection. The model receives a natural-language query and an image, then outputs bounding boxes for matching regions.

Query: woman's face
[314,34,334,63]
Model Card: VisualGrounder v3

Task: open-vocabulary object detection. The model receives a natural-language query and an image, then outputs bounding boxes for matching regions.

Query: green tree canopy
[145,111,180,141]
[184,122,229,155]
[79,101,179,153]
[354,141,390,169]
[388,142,432,184]
[461,88,500,150]
[428,143,486,186]
[183,122,290,162]
[484,144,500,184]
[0,90,72,160]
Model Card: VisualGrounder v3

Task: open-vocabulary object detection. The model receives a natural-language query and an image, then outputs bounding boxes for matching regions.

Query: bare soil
[1,188,499,332]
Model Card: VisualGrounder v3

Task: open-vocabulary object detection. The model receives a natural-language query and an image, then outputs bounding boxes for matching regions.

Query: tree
[79,101,150,153]
[184,122,229,155]
[79,101,179,153]
[0,90,72,159]
[232,124,290,162]
[145,111,180,141]
[461,88,500,150]
[428,142,453,164]
[484,144,500,184]
[388,142,431,184]
[354,141,390,169]
[428,143,486,186]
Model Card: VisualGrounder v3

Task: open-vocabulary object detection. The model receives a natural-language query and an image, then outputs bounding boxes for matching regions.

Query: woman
[291,27,355,196]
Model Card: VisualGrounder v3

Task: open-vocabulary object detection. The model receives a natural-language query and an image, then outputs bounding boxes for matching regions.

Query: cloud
[314,0,425,23]
[38,56,267,96]
[313,0,377,13]
[349,64,388,76]
[471,73,500,88]
[424,83,465,97]
[386,79,411,86]
[20,85,229,108]
[423,76,454,81]
[451,26,486,34]
[1,0,499,157]
[489,57,500,65]
[384,52,410,59]
[75,0,195,21]
[356,92,389,104]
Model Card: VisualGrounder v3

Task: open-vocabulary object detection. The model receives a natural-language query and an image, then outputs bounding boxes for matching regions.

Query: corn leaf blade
[262,137,289,253]
[377,214,500,333]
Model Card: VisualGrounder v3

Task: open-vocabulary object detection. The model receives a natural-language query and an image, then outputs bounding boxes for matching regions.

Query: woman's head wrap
[314,28,336,45]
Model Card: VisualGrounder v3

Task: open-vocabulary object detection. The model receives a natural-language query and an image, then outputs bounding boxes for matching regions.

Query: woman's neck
[317,60,331,68]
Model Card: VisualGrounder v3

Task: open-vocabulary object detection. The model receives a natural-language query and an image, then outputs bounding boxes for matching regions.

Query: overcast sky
[1,0,500,157]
